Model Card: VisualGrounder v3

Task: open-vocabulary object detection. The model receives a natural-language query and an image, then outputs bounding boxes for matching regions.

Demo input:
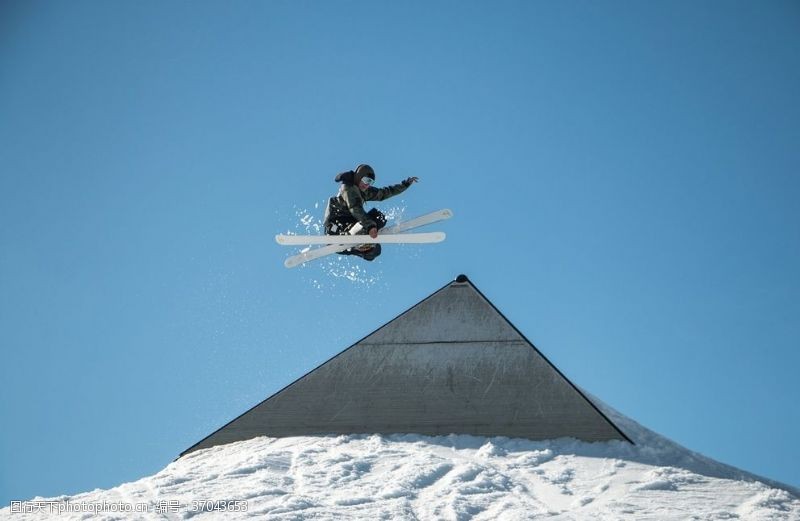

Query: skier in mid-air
[323,164,418,261]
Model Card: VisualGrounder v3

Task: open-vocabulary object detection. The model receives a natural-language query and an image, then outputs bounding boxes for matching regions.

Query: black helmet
[354,164,375,184]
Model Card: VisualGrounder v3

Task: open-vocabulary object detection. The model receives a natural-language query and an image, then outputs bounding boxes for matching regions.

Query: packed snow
[3,399,797,520]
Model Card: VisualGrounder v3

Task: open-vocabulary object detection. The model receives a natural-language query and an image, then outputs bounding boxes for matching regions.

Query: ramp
[181,275,630,456]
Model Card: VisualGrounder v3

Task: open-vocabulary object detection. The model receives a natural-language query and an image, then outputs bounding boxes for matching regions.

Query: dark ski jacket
[324,171,409,233]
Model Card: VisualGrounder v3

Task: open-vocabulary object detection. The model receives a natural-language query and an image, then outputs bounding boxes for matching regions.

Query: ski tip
[284,254,309,268]
[284,252,312,268]
[443,208,453,218]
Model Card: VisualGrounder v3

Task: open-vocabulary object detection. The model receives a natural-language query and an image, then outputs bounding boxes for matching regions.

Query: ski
[283,208,452,268]
[381,208,453,234]
[276,231,445,246]
[284,243,349,268]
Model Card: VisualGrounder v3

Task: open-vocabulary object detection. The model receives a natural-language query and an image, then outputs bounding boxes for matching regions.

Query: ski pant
[324,208,386,261]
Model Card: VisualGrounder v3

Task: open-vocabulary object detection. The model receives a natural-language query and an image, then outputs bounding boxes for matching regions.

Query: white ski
[381,208,453,234]
[283,208,452,268]
[276,231,444,246]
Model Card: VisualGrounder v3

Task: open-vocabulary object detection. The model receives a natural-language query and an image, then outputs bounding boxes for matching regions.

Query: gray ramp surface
[181,275,630,456]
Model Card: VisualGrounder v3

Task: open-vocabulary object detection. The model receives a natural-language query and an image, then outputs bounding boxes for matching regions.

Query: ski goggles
[360,176,375,186]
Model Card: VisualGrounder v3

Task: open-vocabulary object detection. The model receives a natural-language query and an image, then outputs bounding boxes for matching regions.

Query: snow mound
[2,401,798,520]
[590,394,798,492]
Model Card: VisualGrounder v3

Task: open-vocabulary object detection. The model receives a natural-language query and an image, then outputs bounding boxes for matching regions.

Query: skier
[323,164,419,261]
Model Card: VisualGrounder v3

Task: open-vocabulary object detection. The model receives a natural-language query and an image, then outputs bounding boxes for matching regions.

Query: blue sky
[1,0,799,505]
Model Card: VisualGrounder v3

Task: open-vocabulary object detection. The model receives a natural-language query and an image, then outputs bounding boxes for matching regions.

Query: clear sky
[1,0,799,505]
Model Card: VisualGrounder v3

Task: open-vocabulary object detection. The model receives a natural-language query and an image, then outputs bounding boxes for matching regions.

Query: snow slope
[3,400,798,520]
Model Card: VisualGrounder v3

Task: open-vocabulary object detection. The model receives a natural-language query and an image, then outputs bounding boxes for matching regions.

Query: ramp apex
[455,274,469,283]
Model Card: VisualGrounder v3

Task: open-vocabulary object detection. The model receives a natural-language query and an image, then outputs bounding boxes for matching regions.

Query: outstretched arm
[364,178,418,238]
[365,177,419,202]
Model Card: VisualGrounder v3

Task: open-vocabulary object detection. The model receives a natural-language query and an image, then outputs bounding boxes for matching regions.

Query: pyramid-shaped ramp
[181,275,630,456]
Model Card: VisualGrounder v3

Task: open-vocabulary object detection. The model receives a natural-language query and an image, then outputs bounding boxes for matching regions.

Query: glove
[402,176,419,187]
